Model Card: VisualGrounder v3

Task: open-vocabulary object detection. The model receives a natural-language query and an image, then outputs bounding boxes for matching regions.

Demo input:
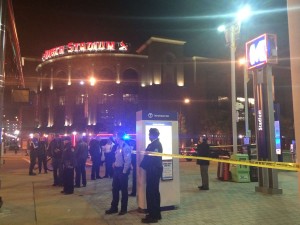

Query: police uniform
[29,137,39,175]
[140,135,163,222]
[106,137,131,215]
[61,137,76,194]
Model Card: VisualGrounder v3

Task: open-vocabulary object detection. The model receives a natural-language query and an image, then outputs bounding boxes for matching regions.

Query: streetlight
[218,5,251,154]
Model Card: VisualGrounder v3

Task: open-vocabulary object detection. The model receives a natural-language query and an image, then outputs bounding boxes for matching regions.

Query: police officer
[74,137,89,187]
[37,136,48,174]
[140,128,163,223]
[29,133,39,176]
[48,134,63,186]
[61,136,76,195]
[105,131,131,216]
[89,138,101,180]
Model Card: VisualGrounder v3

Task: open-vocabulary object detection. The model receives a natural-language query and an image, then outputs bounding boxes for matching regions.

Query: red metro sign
[42,41,129,61]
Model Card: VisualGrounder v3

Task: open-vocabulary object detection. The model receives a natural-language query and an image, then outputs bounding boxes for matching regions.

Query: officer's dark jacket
[75,141,89,161]
[89,139,101,162]
[37,141,47,156]
[196,141,210,165]
[49,138,63,159]
[140,138,163,172]
[62,143,76,169]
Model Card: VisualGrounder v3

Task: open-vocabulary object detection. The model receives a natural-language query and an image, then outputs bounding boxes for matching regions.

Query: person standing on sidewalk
[196,136,210,190]
[61,136,76,195]
[29,133,39,176]
[74,137,89,187]
[89,138,102,180]
[48,134,63,186]
[140,128,163,223]
[37,136,48,174]
[105,131,131,216]
[102,137,115,178]
[128,139,136,197]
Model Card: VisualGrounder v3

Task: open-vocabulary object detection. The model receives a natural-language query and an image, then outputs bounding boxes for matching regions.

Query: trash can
[217,156,230,181]
[230,154,250,183]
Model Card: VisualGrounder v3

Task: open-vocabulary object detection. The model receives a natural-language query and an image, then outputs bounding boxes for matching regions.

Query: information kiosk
[136,110,180,210]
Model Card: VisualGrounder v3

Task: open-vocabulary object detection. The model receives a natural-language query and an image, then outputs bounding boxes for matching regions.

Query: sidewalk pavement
[0,151,300,225]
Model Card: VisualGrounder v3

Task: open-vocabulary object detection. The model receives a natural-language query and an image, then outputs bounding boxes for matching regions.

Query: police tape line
[133,151,300,172]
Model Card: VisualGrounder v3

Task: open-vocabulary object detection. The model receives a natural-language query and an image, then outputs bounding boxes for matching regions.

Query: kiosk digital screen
[145,121,172,160]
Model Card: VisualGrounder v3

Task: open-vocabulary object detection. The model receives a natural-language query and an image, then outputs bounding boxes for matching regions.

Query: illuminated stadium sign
[42,41,129,61]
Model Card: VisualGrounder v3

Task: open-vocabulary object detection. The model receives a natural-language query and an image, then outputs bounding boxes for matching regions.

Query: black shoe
[118,210,127,215]
[96,176,102,179]
[200,187,209,190]
[29,172,36,176]
[74,185,80,188]
[142,217,158,223]
[129,192,136,197]
[145,214,162,220]
[64,192,73,195]
[103,176,109,178]
[105,208,118,214]
[52,184,58,187]
[91,178,96,180]
[60,190,65,193]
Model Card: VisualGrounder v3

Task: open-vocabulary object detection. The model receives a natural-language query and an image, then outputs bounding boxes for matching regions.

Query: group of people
[104,129,163,224]
[28,133,88,194]
[28,133,48,175]
[27,129,166,223]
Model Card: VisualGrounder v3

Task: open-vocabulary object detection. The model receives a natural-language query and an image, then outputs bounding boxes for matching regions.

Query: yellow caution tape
[133,151,300,172]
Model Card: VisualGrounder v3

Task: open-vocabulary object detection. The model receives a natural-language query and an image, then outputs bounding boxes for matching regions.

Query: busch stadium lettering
[42,41,129,61]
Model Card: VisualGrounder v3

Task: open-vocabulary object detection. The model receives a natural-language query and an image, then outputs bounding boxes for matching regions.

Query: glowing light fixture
[89,77,96,86]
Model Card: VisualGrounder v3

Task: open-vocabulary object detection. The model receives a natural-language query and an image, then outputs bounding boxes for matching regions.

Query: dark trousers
[131,163,136,194]
[75,159,87,186]
[105,155,114,178]
[29,152,37,174]
[63,167,74,194]
[91,160,101,179]
[146,169,161,219]
[38,155,47,173]
[200,165,209,188]
[111,167,128,212]
[52,158,63,185]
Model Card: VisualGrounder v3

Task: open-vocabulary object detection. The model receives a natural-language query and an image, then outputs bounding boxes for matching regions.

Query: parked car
[179,145,197,161]
[209,147,231,158]
[180,145,231,161]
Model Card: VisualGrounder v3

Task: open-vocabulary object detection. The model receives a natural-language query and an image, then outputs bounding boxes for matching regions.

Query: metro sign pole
[246,34,282,194]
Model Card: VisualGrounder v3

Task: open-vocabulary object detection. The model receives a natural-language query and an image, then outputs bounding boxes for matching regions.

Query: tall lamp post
[179,98,190,147]
[218,5,251,154]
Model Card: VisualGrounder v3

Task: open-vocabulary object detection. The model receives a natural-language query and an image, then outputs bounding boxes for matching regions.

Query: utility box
[230,154,250,183]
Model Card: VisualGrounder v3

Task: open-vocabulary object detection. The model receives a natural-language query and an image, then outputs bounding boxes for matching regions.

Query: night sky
[12,0,290,61]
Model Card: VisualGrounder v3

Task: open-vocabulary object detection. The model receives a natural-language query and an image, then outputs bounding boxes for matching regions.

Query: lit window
[123,94,138,103]
[76,95,85,104]
[59,96,65,106]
